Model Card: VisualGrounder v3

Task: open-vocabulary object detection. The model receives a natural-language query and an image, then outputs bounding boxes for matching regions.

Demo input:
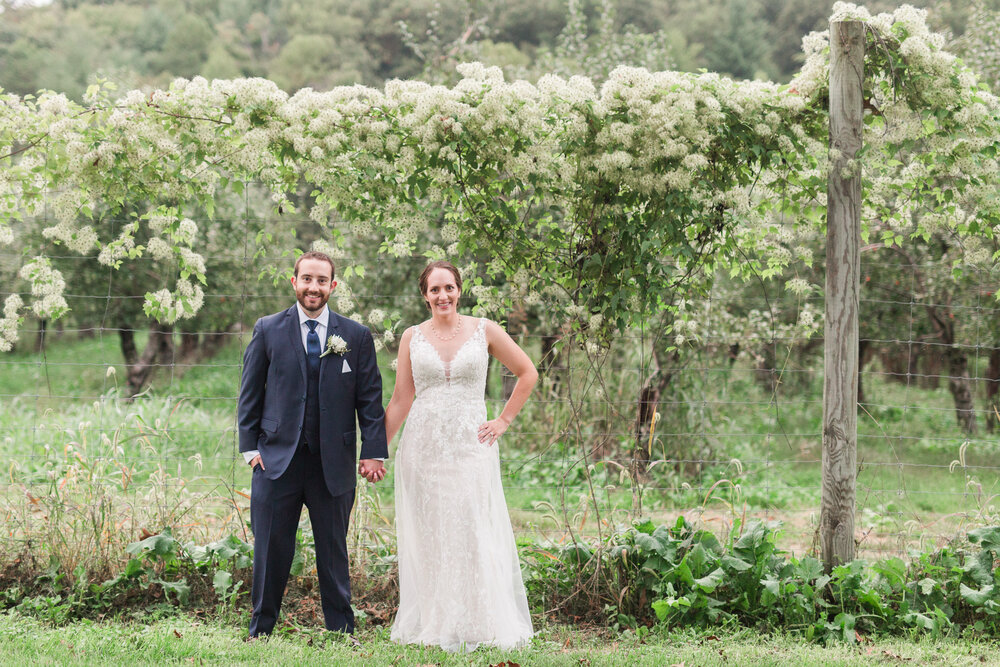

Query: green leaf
[684,544,710,576]
[634,519,657,536]
[290,544,304,577]
[960,583,994,607]
[795,557,824,582]
[123,559,144,578]
[871,556,906,589]
[651,596,690,621]
[213,570,234,598]
[721,555,752,572]
[903,612,936,631]
[762,576,781,603]
[828,612,856,643]
[185,543,208,565]
[968,526,1000,553]
[561,543,593,565]
[693,568,725,593]
[156,579,191,605]
[733,521,773,563]
[126,530,177,559]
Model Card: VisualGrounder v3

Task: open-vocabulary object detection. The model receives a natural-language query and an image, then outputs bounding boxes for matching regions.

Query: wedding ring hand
[478,420,505,445]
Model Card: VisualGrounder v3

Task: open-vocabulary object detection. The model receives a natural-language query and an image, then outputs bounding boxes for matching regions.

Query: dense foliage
[9,519,1000,643]
[2,0,980,100]
[2,4,999,352]
[529,518,1000,641]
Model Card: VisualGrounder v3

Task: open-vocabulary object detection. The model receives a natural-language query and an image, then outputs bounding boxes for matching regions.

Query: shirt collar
[295,303,329,329]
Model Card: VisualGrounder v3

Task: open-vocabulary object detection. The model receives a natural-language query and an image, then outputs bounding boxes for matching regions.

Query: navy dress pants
[249,445,355,636]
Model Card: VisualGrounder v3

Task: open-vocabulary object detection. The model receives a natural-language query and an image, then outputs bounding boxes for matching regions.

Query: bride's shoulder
[479,317,504,337]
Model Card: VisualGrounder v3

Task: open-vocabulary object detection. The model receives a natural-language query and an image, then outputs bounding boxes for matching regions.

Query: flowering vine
[0,3,998,353]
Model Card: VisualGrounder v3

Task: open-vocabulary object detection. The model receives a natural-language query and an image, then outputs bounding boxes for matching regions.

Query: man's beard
[297,290,329,313]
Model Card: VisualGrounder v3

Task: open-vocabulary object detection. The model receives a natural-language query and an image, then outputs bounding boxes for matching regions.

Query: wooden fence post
[822,20,864,570]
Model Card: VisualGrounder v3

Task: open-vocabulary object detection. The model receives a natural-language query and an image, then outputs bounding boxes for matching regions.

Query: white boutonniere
[320,334,350,358]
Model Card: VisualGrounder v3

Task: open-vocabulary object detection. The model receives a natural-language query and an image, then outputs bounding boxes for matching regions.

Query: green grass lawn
[1,610,998,666]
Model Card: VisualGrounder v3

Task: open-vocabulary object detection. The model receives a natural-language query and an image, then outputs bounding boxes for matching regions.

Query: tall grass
[2,331,1000,585]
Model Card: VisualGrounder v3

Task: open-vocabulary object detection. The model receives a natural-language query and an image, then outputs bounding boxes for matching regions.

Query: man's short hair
[294,251,336,280]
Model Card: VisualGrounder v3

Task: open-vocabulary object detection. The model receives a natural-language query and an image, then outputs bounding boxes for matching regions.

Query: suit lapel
[319,310,342,382]
[286,306,307,384]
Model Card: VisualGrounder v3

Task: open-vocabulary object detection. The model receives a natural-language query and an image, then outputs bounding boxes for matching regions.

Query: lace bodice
[410,318,488,400]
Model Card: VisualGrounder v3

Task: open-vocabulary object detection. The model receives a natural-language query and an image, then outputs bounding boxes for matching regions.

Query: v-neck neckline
[414,318,483,368]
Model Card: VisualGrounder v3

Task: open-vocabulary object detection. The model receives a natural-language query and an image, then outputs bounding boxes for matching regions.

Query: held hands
[252,454,384,483]
[359,458,386,483]
[477,416,510,446]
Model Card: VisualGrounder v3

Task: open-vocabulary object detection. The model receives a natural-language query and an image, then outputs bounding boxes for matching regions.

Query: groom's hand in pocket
[359,458,385,483]
[250,455,265,471]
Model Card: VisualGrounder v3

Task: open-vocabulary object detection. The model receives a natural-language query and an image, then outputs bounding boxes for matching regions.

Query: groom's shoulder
[256,306,294,330]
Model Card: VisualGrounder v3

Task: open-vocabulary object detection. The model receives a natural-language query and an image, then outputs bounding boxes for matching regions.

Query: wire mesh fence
[2,189,999,570]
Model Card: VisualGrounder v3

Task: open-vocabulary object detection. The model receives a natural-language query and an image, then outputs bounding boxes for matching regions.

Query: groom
[238,250,387,638]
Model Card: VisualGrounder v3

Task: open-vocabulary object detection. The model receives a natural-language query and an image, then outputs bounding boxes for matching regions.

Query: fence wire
[2,192,999,566]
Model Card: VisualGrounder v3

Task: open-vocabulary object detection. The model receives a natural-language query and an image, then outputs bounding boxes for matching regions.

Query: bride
[383,260,537,652]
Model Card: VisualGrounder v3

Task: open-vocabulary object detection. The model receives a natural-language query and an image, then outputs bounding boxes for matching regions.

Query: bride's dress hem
[389,631,534,654]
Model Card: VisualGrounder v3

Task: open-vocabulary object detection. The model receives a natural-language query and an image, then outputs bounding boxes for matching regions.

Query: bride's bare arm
[385,327,417,444]
[479,320,538,444]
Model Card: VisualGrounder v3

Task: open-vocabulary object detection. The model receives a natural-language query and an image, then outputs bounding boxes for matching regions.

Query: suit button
[301,395,306,401]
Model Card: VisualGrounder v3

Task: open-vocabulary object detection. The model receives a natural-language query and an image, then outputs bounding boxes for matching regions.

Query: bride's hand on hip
[477,418,508,446]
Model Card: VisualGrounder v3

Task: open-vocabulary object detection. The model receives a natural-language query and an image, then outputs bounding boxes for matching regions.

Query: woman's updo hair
[418,260,463,311]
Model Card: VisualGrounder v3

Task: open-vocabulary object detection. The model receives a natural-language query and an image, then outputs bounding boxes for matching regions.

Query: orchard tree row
[1,4,999,438]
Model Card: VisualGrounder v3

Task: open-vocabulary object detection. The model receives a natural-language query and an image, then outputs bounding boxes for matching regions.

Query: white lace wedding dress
[390,318,533,652]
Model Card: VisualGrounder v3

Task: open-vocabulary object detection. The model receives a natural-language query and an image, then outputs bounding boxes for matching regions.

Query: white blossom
[786,277,812,296]
[146,238,173,261]
[0,294,24,352]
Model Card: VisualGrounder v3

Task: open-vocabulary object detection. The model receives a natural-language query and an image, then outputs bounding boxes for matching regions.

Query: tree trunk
[119,326,138,367]
[199,328,231,358]
[986,345,1000,434]
[879,345,908,384]
[919,345,941,389]
[632,346,680,480]
[946,346,977,435]
[171,327,235,369]
[178,331,199,367]
[125,327,175,397]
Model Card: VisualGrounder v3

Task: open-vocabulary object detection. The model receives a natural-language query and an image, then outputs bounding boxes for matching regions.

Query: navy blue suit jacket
[237,306,388,497]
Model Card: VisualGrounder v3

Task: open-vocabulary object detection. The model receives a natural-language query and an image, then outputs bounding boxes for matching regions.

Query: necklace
[430,316,463,341]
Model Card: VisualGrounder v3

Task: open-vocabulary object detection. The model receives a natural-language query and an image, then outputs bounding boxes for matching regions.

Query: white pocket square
[342,359,352,373]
